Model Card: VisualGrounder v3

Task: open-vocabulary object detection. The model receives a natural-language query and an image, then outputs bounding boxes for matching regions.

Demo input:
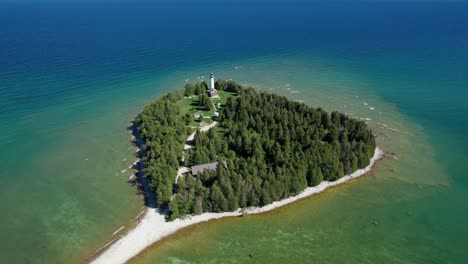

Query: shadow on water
[127,120,157,209]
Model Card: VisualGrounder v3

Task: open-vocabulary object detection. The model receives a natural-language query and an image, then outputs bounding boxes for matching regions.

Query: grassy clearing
[216,90,236,107]
[176,91,236,128]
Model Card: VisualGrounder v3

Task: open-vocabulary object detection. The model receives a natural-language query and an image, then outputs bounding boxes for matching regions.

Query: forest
[136,80,376,220]
[135,90,189,207]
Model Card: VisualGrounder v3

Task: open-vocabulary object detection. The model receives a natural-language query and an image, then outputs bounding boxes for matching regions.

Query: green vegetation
[135,91,189,207]
[198,93,213,111]
[136,80,376,220]
[178,83,226,126]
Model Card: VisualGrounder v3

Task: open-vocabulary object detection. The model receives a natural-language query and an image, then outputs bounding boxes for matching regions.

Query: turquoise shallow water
[132,54,468,263]
[0,0,467,263]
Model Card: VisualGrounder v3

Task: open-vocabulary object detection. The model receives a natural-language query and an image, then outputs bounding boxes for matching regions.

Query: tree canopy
[137,80,376,220]
[198,93,213,111]
[135,90,189,207]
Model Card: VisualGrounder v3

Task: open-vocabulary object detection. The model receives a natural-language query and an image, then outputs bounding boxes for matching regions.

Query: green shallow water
[130,54,467,263]
[1,1,467,262]
[1,50,465,263]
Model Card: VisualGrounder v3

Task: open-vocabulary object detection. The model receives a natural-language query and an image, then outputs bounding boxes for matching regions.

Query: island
[136,74,377,220]
[92,74,383,264]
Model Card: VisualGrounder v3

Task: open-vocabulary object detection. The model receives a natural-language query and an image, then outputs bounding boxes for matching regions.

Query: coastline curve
[91,147,384,264]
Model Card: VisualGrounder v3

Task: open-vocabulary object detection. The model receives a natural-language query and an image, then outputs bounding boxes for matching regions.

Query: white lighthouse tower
[208,72,218,98]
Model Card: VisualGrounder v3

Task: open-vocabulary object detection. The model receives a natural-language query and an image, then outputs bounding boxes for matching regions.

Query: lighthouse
[210,72,215,91]
[208,72,219,98]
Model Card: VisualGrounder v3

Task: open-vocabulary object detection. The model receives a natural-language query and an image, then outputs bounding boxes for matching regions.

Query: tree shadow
[127,120,157,208]
[190,100,200,107]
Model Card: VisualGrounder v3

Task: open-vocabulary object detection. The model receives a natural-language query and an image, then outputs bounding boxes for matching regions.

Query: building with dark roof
[191,161,227,176]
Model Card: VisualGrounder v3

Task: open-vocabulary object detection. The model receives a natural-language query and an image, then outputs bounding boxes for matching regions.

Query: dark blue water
[2,0,467,136]
[0,0,467,263]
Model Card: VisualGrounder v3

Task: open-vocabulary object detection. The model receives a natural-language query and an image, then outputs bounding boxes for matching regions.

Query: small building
[194,111,202,119]
[191,161,227,176]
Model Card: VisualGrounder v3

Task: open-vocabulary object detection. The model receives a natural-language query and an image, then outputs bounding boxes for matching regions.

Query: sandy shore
[92,147,383,264]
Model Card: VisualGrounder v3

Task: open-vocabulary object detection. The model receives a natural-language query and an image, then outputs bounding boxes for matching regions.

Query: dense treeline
[183,81,208,96]
[135,90,190,207]
[169,81,376,219]
[137,81,376,220]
